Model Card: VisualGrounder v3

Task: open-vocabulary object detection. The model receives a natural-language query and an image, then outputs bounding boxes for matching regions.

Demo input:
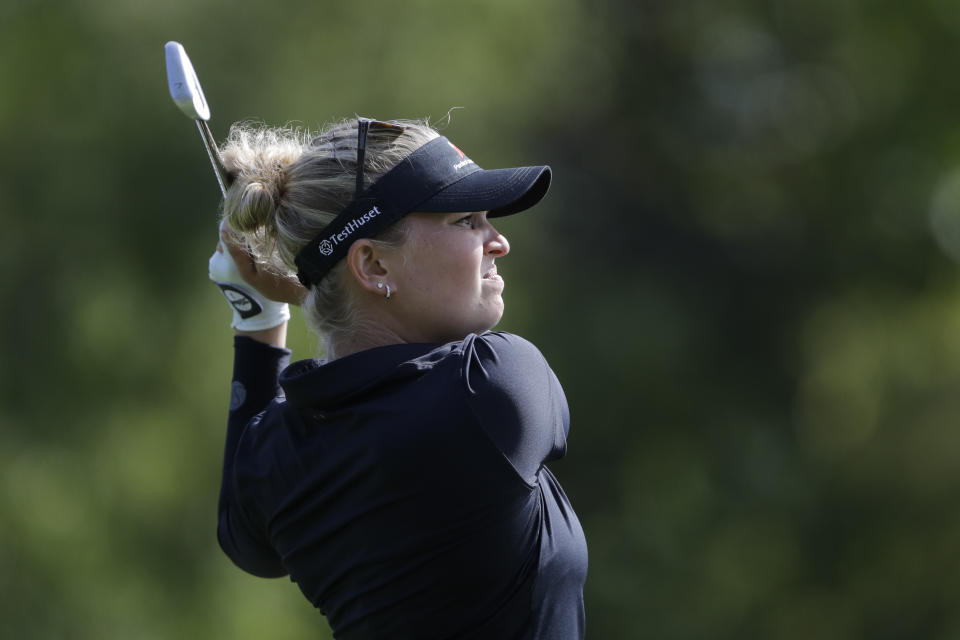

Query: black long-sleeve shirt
[218,332,587,639]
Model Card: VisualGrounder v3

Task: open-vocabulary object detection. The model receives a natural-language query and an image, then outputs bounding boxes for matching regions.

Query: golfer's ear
[347,239,390,294]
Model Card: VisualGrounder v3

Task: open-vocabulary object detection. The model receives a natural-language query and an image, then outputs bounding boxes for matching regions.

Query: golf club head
[165,41,210,121]
[165,40,229,196]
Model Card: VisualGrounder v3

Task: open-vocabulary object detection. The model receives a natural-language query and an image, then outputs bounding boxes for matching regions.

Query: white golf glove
[208,222,290,331]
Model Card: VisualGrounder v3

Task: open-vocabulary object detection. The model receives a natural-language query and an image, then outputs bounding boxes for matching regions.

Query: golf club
[165,41,229,197]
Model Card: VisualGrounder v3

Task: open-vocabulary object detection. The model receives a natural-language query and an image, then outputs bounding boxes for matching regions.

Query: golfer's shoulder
[459,330,547,363]
[457,331,552,389]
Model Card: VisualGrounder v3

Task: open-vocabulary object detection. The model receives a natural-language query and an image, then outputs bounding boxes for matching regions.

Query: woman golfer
[209,117,587,639]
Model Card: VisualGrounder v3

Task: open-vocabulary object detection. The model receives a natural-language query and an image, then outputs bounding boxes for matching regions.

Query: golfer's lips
[482,264,499,279]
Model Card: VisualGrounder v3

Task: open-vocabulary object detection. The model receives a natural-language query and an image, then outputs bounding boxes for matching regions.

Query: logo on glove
[216,283,263,319]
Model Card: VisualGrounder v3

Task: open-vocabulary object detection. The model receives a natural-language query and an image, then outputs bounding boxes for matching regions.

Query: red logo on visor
[447,141,466,159]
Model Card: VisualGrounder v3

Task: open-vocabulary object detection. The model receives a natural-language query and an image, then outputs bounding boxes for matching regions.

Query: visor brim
[415,165,552,217]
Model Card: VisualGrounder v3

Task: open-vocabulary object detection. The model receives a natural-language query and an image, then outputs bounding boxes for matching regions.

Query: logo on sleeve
[229,381,247,411]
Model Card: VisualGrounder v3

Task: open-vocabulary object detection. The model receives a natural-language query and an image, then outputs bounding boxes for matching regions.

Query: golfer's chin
[475,299,505,335]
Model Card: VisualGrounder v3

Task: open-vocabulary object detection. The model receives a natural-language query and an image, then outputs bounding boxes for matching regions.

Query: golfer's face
[389,211,510,343]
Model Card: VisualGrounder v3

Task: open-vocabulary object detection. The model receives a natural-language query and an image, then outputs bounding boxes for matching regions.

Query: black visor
[294,136,551,287]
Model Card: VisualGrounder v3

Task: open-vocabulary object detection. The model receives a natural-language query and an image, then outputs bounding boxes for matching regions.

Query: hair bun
[221,124,308,234]
[234,174,282,232]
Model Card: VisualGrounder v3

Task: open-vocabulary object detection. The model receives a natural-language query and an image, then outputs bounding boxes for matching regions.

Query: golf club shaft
[197,119,228,197]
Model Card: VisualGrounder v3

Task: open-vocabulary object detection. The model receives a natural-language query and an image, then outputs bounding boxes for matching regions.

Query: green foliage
[3,0,960,637]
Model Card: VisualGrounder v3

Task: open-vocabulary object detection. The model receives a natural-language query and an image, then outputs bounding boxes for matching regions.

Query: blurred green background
[4,0,960,638]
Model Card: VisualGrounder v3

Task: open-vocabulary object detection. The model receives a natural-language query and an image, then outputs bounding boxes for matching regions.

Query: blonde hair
[219,118,440,354]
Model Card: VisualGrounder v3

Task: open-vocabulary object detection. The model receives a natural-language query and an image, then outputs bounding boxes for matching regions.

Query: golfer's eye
[455,215,474,227]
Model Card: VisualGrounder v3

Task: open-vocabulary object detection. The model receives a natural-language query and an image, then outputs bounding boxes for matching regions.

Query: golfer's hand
[218,228,307,305]
[209,222,299,331]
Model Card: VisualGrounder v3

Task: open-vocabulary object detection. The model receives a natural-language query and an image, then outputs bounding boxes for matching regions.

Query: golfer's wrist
[226,295,290,331]
[236,322,288,348]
